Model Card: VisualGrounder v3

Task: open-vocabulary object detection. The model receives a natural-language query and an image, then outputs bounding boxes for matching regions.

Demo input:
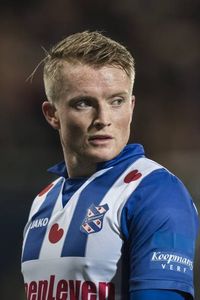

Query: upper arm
[121,169,199,298]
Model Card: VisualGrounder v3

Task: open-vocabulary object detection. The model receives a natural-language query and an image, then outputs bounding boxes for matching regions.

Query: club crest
[80,203,109,234]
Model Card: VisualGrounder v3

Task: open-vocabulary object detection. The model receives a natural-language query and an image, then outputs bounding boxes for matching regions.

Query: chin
[86,148,120,163]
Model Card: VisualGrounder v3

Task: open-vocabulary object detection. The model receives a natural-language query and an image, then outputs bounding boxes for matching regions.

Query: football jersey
[21,144,199,300]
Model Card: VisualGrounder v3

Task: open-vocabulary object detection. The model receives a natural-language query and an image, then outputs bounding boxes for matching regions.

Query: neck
[64,153,97,178]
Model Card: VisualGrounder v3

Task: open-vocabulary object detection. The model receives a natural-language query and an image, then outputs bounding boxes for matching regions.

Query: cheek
[117,114,132,130]
[115,114,132,142]
[60,118,86,141]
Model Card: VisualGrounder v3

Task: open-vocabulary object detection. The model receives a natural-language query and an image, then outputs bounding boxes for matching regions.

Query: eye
[111,98,124,107]
[72,99,93,110]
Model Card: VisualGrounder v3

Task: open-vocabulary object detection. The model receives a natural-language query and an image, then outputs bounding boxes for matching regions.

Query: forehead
[60,62,132,95]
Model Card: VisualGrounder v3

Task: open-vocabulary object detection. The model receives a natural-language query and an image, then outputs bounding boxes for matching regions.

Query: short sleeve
[121,168,199,298]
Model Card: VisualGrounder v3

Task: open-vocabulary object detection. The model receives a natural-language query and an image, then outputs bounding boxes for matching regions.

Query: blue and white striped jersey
[21,144,199,300]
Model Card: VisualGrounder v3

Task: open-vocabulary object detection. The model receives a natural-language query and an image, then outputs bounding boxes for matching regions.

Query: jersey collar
[47,143,145,178]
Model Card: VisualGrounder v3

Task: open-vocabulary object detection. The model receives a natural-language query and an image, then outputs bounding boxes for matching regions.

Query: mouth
[88,135,113,145]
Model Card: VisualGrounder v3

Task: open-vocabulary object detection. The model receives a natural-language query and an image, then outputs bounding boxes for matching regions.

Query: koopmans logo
[80,203,109,234]
[150,251,193,274]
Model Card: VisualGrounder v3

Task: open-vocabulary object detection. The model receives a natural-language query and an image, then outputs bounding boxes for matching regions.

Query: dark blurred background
[0,0,199,299]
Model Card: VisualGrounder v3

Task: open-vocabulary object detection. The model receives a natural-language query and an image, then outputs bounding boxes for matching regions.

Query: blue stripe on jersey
[22,179,63,262]
[61,156,138,257]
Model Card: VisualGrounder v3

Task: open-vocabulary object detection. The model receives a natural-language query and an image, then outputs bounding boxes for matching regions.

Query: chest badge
[80,203,109,234]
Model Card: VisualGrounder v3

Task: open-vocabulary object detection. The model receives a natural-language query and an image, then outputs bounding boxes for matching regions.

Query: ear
[131,95,136,112]
[42,101,60,130]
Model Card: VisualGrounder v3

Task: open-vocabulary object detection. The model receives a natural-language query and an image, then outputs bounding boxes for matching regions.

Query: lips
[89,135,112,141]
[88,135,113,145]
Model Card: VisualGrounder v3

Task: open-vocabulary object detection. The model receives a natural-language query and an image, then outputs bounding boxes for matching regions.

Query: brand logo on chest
[29,218,49,229]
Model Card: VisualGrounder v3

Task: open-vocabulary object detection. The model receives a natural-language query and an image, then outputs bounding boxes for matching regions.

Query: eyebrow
[107,92,129,99]
[68,95,95,103]
[68,92,129,102]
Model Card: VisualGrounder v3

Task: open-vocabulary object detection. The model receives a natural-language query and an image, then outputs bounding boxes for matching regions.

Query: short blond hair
[43,31,135,102]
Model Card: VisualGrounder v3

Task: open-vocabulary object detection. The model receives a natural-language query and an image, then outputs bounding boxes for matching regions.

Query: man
[21,31,199,300]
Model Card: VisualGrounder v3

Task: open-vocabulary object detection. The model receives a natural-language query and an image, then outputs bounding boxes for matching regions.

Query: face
[43,63,135,174]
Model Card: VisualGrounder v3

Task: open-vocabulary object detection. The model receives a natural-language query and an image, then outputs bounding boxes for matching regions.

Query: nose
[93,104,111,129]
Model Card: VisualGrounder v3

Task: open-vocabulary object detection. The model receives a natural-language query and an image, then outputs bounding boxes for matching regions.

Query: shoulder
[122,156,184,195]
[126,157,193,210]
[118,156,194,219]
[138,164,193,210]
[121,159,198,238]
